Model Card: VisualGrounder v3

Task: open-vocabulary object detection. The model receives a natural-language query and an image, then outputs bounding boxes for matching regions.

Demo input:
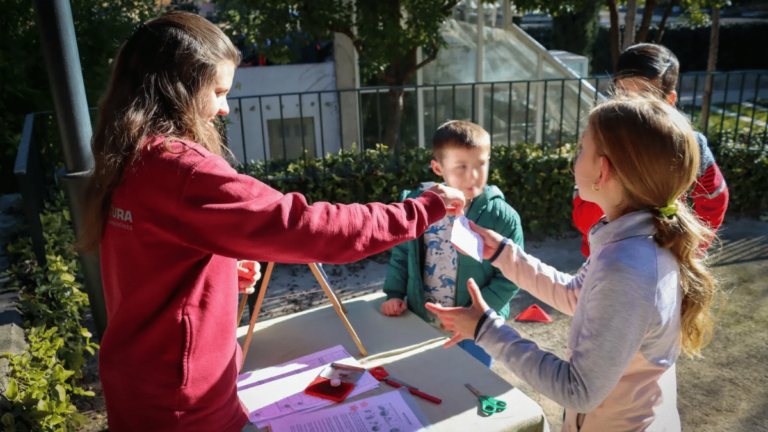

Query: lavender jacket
[477,211,682,431]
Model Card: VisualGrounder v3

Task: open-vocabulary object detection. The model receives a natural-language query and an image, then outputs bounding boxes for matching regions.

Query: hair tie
[657,203,678,218]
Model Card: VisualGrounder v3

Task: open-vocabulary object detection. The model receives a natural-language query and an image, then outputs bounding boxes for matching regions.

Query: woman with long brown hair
[80,11,464,432]
[428,96,720,431]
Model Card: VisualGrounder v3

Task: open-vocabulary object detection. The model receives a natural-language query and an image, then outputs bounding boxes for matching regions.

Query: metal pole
[476,2,484,128]
[503,0,512,31]
[535,53,544,144]
[416,47,426,148]
[33,0,107,339]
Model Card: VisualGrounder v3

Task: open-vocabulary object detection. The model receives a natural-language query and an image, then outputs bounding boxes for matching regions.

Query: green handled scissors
[465,384,507,416]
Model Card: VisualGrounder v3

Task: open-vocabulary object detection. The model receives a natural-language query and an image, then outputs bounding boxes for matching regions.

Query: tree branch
[377,71,397,85]
[327,25,364,56]
[654,0,679,44]
[442,0,461,14]
[636,0,657,43]
[404,40,439,82]
[607,0,621,73]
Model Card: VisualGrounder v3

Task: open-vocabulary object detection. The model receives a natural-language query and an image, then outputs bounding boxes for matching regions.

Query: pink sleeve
[492,241,584,316]
[175,155,446,264]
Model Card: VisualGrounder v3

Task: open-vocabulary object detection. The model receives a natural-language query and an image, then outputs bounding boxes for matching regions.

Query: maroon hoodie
[98,138,445,432]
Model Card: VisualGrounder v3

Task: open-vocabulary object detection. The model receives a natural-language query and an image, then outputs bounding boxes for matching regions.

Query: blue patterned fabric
[423,214,458,328]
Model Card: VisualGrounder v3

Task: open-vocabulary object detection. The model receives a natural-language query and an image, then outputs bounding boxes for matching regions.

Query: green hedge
[240,137,767,239]
[240,143,577,239]
[712,135,768,214]
[2,192,98,432]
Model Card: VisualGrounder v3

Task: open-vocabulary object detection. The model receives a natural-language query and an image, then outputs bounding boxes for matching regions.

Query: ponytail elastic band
[657,203,678,218]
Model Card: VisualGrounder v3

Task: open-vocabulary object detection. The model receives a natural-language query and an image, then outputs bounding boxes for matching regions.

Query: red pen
[369,367,442,404]
[386,379,442,404]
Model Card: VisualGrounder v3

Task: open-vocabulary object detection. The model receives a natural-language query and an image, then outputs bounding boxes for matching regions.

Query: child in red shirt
[78,12,465,432]
[573,43,728,257]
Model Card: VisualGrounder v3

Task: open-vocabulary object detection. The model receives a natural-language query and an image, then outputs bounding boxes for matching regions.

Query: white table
[237,293,550,432]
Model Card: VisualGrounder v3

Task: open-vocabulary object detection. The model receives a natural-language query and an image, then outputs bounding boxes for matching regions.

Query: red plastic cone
[514,304,552,323]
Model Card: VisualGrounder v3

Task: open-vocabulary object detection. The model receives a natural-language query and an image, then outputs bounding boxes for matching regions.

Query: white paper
[236,345,379,426]
[267,389,429,432]
[451,215,484,262]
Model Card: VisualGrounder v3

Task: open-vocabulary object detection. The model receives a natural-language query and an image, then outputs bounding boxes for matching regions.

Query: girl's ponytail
[652,203,720,356]
[590,96,722,357]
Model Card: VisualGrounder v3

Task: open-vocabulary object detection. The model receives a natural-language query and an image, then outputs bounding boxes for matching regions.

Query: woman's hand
[425,278,490,348]
[427,184,466,216]
[237,261,262,294]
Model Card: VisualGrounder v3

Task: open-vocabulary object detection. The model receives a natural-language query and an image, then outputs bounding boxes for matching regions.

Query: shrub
[2,191,98,432]
[240,135,768,239]
[239,143,576,238]
[712,134,768,214]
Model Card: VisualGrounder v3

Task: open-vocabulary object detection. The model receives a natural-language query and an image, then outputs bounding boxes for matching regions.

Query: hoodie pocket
[181,314,193,388]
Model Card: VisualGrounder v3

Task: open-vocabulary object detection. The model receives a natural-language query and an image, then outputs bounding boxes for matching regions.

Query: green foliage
[241,145,440,204]
[524,19,768,75]
[0,0,160,194]
[487,144,576,237]
[599,20,768,74]
[240,134,768,238]
[239,142,576,238]
[711,134,768,214]
[1,328,92,432]
[2,191,98,432]
[550,1,601,58]
[216,0,494,82]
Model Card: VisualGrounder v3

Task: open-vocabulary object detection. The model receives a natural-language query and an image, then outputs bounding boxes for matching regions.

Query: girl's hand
[427,184,466,216]
[237,261,261,294]
[453,220,505,260]
[382,298,407,316]
[425,278,490,348]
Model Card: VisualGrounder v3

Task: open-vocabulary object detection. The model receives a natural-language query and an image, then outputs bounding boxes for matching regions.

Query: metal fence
[14,71,768,261]
[223,76,604,166]
[223,71,768,168]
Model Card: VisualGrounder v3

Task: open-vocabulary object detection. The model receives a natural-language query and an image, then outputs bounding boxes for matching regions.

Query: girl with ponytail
[427,95,720,431]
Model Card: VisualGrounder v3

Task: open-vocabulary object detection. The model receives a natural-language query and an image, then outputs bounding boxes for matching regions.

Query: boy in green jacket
[382,120,524,367]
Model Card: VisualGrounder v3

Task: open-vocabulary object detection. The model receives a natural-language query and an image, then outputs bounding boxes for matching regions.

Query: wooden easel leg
[237,293,249,326]
[315,264,347,313]
[241,262,274,367]
[309,263,368,357]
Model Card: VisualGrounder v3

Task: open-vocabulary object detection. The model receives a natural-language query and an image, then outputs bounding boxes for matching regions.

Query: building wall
[225,62,341,164]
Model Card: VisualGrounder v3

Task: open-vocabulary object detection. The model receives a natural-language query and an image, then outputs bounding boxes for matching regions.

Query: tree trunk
[607,0,621,72]
[701,6,720,133]
[383,87,405,151]
[636,0,657,43]
[623,0,637,51]
[654,0,679,43]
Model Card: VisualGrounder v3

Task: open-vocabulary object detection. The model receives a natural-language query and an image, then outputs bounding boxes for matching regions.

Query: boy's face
[431,144,490,201]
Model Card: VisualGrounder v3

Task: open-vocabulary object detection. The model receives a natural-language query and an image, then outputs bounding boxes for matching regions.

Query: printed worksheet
[237,345,379,426]
[267,389,430,432]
